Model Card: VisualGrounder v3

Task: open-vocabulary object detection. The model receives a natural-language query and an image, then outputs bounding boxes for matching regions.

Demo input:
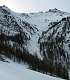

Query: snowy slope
[16,8,70,57]
[18,8,70,31]
[0,59,65,80]
[68,70,70,80]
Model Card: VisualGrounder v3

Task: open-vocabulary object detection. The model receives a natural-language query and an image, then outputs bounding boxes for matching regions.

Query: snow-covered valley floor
[0,58,65,80]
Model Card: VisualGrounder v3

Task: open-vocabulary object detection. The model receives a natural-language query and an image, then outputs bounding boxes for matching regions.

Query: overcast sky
[0,0,70,13]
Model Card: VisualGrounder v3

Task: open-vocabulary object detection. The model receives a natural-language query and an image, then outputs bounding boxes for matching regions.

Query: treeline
[39,34,69,79]
[38,17,70,79]
[0,38,53,76]
[0,32,69,79]
[0,38,68,79]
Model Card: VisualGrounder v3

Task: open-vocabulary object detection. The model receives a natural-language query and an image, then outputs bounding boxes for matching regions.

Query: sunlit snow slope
[0,59,65,80]
[18,8,70,31]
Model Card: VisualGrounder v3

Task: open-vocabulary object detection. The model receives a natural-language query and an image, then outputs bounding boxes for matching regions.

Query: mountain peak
[0,5,10,11]
[49,8,61,12]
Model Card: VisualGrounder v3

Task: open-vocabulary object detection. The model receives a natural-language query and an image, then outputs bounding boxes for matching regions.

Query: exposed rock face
[38,17,70,79]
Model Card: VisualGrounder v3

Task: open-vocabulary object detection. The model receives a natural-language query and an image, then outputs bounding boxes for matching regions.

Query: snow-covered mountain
[14,7,70,58]
[0,5,39,56]
[0,5,70,79]
[0,5,70,57]
[19,8,70,31]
